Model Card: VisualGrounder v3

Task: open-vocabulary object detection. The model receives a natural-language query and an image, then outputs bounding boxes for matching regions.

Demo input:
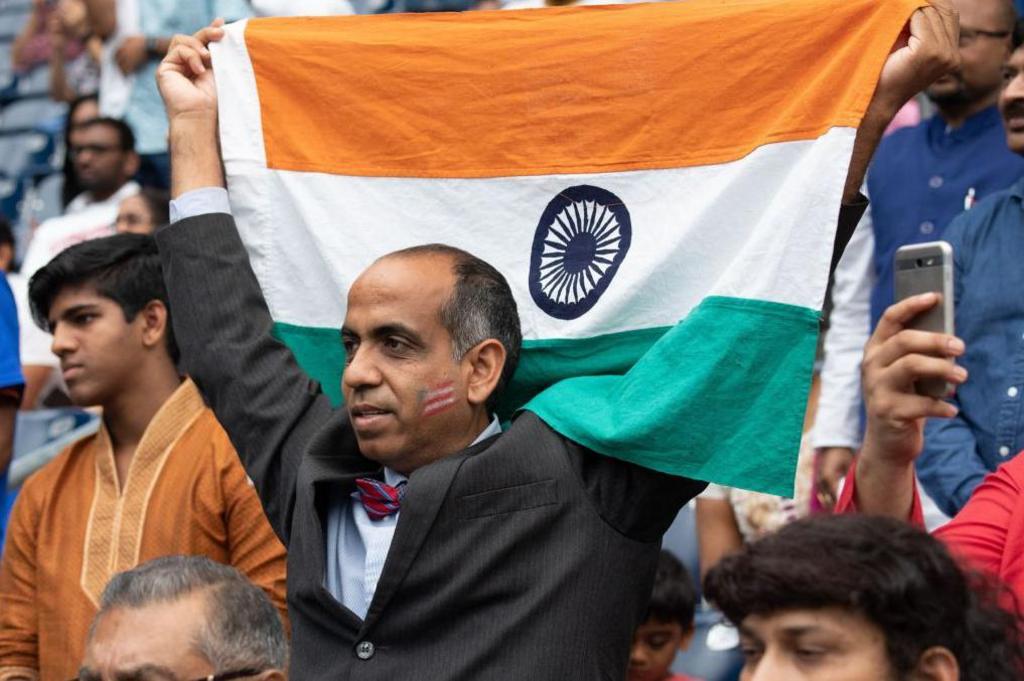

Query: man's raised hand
[157,19,226,125]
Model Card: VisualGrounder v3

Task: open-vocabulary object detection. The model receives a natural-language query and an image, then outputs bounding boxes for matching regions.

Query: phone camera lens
[916,258,925,267]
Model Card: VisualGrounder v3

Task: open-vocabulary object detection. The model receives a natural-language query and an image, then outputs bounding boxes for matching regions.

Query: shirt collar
[383,415,502,486]
[930,105,1002,147]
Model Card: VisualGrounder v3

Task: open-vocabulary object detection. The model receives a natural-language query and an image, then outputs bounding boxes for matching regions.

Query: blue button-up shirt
[867,106,1024,329]
[919,176,1024,515]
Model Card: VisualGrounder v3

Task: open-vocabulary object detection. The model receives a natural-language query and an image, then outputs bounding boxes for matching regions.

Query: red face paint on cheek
[421,380,456,417]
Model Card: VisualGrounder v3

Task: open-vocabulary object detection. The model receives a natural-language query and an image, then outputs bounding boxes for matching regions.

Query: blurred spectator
[839,41,1024,606]
[0,235,287,681]
[60,94,101,209]
[80,556,287,681]
[906,31,1024,516]
[47,0,101,103]
[705,514,1024,681]
[114,187,169,234]
[0,220,16,274]
[628,551,703,681]
[0,220,22,556]
[88,0,250,189]
[814,0,1024,491]
[696,437,814,578]
[61,116,139,214]
[15,116,140,409]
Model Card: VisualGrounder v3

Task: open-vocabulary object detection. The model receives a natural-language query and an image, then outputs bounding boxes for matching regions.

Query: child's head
[628,550,698,681]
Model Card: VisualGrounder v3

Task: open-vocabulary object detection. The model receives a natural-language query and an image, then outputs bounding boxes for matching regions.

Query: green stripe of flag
[272,296,819,496]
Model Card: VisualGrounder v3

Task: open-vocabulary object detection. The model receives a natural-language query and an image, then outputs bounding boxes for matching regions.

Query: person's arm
[11,1,44,73]
[696,494,743,580]
[81,0,115,41]
[814,206,875,491]
[931,455,1023,578]
[46,13,76,103]
[844,2,959,202]
[0,484,42,681]
[155,23,337,543]
[849,294,966,519]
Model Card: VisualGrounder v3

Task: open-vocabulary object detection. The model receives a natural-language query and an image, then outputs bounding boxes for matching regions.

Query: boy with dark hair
[704,514,1024,681]
[0,234,287,681]
[628,550,704,681]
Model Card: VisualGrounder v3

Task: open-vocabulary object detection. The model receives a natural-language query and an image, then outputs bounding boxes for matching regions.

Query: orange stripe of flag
[244,0,922,179]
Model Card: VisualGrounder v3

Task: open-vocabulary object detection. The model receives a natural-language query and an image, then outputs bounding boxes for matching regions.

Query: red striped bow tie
[354,477,407,520]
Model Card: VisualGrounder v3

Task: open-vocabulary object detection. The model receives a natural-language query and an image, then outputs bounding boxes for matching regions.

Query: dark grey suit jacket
[158,214,708,680]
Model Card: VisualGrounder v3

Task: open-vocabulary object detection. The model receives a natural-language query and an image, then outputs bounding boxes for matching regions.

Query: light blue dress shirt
[170,188,502,618]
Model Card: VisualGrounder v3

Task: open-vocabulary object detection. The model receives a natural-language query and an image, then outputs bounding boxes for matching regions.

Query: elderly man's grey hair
[92,555,287,672]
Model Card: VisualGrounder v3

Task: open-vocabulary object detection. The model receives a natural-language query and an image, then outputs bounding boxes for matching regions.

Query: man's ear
[909,646,959,681]
[138,299,169,351]
[462,338,506,409]
[124,151,141,179]
[256,669,287,681]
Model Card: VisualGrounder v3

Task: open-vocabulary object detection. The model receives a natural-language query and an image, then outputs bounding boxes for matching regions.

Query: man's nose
[50,324,75,357]
[342,345,383,390]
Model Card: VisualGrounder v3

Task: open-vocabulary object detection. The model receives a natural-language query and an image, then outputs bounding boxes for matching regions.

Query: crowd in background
[0,0,1019,680]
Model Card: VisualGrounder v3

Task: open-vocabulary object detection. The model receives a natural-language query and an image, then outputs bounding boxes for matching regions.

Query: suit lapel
[359,435,498,632]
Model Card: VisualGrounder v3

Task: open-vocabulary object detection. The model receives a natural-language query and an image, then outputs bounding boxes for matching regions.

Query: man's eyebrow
[372,323,426,345]
[57,303,101,320]
[77,668,102,681]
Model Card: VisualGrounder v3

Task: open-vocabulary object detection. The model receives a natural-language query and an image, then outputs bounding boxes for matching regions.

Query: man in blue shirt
[919,36,1024,514]
[814,0,1024,500]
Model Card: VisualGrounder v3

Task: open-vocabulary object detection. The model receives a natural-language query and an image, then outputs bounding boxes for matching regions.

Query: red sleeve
[933,457,1024,578]
[833,458,926,528]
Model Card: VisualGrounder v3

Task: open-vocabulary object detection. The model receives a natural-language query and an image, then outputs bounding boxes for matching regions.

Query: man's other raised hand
[157,19,225,125]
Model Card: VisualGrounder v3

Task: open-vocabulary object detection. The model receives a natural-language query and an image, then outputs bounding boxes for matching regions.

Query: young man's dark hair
[645,550,697,627]
[704,514,1024,681]
[79,117,137,153]
[27,233,178,363]
[386,243,522,412]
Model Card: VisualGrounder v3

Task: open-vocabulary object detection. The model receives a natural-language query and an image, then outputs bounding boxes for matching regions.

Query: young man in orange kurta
[0,234,288,681]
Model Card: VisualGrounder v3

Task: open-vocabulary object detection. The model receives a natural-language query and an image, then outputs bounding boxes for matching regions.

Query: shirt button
[919,221,935,235]
[1010,387,1020,398]
[356,641,375,660]
[1000,446,1011,457]
[929,175,944,188]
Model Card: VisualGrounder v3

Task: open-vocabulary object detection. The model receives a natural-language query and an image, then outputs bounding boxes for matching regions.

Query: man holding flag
[154,2,958,678]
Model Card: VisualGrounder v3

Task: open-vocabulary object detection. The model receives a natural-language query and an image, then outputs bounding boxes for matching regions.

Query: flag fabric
[210,0,921,496]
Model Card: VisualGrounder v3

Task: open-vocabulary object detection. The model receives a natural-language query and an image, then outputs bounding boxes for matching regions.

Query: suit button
[356,641,375,660]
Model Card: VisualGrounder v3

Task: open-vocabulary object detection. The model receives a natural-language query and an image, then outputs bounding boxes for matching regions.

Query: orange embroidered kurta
[0,380,288,681]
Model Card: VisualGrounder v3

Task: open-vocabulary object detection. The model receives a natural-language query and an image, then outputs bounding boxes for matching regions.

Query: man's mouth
[1005,106,1024,131]
[61,364,84,382]
[349,403,393,429]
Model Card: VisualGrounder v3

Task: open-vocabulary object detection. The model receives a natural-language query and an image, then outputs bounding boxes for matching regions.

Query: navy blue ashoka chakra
[529,185,632,320]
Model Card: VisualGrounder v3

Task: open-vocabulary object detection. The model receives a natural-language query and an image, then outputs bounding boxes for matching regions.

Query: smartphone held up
[893,241,955,398]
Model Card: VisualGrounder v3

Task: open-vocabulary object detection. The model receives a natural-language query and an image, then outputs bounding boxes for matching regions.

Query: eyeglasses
[69,143,123,157]
[69,668,264,681]
[959,27,1012,48]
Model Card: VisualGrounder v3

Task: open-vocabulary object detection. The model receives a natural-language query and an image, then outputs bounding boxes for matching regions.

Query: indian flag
[210,0,919,496]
